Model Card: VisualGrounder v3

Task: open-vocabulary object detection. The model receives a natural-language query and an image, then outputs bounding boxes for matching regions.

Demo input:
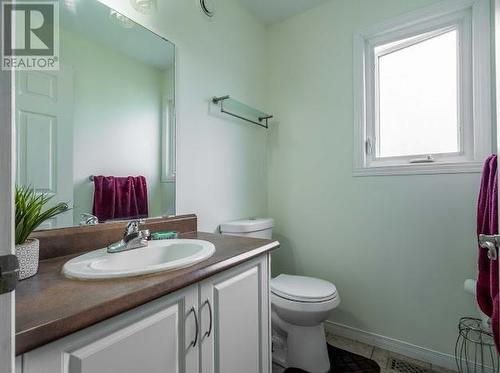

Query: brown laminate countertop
[15,232,279,355]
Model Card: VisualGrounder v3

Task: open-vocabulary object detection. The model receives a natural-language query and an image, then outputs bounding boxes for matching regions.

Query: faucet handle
[80,213,98,225]
[125,219,146,236]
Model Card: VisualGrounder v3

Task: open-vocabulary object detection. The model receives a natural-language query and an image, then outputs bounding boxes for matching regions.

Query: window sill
[353,160,484,177]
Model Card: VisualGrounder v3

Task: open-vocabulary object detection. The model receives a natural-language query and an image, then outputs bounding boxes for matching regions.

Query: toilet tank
[220,218,274,239]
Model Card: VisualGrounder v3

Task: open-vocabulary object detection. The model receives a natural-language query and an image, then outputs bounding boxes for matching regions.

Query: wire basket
[455,317,499,373]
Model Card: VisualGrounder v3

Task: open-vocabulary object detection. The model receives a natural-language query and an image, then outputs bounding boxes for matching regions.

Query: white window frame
[353,0,491,176]
[161,98,176,183]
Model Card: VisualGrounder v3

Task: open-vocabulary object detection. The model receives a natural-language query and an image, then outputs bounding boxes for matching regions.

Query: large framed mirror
[15,0,176,229]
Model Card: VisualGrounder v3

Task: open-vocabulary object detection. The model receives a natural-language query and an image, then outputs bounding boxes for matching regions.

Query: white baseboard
[325,320,459,371]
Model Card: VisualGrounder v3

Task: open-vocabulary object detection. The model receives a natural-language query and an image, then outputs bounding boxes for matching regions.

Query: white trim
[353,0,492,177]
[161,98,176,183]
[471,0,492,161]
[0,68,15,371]
[369,13,471,167]
[352,160,484,176]
[325,321,459,372]
[325,321,455,369]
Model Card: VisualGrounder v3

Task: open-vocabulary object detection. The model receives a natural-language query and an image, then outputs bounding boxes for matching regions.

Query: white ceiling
[239,0,329,25]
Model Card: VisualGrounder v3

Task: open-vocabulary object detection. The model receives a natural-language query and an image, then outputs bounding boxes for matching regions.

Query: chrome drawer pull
[187,306,199,348]
[202,299,213,338]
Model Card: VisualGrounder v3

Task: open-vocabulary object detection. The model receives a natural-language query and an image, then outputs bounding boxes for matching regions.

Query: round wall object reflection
[200,0,214,17]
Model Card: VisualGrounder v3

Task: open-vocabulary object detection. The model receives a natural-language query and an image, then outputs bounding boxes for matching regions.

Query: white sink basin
[62,239,216,280]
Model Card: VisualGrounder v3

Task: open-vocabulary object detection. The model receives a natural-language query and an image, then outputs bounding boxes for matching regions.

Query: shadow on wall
[271,233,299,277]
[271,233,370,331]
[326,307,372,334]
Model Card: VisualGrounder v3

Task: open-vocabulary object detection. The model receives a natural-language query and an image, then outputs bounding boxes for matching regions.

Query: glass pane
[377,30,459,158]
[221,97,271,126]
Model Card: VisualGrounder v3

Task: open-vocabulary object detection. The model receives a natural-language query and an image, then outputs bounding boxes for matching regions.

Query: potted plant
[15,185,69,280]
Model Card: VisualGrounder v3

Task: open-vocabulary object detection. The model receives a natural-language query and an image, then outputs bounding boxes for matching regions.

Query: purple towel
[476,155,499,351]
[92,176,148,222]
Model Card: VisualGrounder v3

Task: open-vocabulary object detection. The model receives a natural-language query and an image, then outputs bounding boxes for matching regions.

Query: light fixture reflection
[109,10,134,29]
[130,0,157,15]
[64,0,78,13]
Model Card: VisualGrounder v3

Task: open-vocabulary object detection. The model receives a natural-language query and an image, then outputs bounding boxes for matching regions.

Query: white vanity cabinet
[199,257,270,373]
[21,284,199,373]
[16,357,22,373]
[18,255,270,373]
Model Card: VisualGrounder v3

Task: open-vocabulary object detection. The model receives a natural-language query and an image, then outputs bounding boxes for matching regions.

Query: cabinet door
[199,255,271,373]
[23,285,199,373]
[15,357,22,373]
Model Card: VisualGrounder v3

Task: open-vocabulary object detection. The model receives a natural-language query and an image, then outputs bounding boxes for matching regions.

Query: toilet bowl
[219,218,340,373]
[271,274,340,373]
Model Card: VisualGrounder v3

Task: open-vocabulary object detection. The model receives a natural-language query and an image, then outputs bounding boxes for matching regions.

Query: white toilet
[220,218,340,373]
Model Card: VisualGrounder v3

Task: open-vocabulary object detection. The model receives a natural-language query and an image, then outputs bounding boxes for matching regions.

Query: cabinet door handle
[188,306,199,348]
[202,299,213,338]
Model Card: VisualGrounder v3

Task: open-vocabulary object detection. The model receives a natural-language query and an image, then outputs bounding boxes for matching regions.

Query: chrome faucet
[107,219,151,253]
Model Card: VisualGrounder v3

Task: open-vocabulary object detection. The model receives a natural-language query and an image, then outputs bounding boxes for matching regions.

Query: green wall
[267,0,483,357]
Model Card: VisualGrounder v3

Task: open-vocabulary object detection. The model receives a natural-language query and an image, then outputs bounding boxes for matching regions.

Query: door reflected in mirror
[15,0,176,229]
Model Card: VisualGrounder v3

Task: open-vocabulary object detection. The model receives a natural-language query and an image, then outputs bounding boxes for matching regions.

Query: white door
[23,285,199,373]
[15,67,74,229]
[199,257,271,373]
[0,70,15,373]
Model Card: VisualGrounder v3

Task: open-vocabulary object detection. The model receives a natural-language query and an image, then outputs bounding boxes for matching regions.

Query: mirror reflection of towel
[92,176,148,222]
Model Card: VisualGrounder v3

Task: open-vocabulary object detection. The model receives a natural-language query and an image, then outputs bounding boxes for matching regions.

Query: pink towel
[92,176,149,222]
[477,155,499,351]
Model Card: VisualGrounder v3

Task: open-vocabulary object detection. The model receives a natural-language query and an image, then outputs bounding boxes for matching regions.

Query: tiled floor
[272,334,457,373]
[327,334,457,373]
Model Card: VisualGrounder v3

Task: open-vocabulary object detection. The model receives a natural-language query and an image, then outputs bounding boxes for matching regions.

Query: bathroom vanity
[15,216,279,373]
[10,0,281,371]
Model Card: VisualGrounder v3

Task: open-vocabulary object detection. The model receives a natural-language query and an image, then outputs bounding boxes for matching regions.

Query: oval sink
[62,239,216,280]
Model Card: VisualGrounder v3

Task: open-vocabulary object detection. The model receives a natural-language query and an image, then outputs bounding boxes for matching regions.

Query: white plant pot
[15,238,39,280]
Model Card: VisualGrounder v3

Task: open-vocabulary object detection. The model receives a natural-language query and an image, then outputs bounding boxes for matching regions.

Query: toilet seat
[271,274,337,303]
[272,291,340,316]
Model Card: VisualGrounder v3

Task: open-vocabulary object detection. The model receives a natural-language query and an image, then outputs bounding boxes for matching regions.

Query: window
[353,0,491,176]
[377,28,459,158]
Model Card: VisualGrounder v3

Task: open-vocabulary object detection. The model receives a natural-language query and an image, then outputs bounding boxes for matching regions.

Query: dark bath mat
[283,343,380,373]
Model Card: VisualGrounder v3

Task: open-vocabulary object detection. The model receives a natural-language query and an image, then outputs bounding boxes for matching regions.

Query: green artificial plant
[15,185,70,245]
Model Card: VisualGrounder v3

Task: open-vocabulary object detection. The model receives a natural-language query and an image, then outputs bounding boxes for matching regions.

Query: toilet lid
[271,274,337,302]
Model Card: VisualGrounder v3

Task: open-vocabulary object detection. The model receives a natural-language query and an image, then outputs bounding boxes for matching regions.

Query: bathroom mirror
[15,0,176,229]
